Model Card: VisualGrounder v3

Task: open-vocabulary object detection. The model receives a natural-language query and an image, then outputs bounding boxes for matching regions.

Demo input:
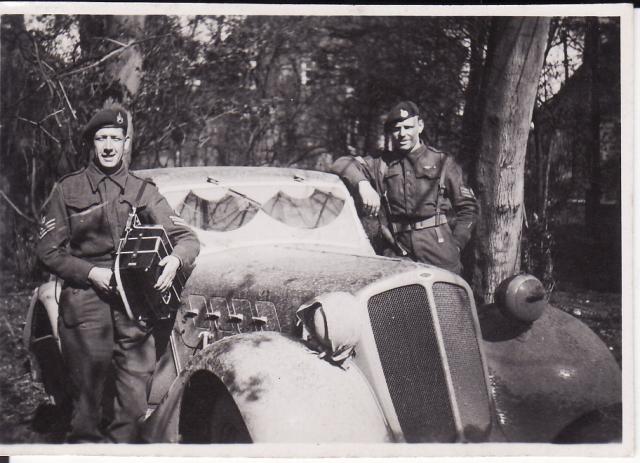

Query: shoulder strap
[134,179,148,207]
[434,153,450,243]
[127,179,149,228]
[438,153,450,192]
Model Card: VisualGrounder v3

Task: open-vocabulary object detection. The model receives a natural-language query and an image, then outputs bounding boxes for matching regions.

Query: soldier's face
[390,116,424,153]
[93,127,127,170]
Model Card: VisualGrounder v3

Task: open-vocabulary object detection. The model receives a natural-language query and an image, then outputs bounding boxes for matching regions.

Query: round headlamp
[296,292,363,364]
[496,274,547,323]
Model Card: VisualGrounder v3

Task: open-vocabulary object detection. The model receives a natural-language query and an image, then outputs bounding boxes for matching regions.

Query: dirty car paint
[143,331,393,443]
[480,303,622,442]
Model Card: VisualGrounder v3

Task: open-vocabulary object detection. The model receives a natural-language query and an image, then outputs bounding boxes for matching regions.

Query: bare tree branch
[57,81,77,120]
[17,117,61,145]
[0,191,37,224]
[30,157,39,221]
[57,42,135,78]
[57,34,172,79]
[39,109,65,124]
[101,37,128,48]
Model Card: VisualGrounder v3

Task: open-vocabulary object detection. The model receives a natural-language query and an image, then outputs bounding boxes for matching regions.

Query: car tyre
[553,403,622,443]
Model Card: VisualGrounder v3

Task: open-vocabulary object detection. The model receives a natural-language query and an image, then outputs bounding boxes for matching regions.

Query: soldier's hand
[358,181,381,216]
[155,255,181,293]
[88,267,115,293]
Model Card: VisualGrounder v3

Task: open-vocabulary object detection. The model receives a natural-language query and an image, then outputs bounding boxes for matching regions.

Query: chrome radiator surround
[359,274,492,443]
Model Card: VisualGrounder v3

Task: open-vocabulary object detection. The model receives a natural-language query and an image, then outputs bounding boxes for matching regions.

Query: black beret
[83,108,128,141]
[385,101,421,128]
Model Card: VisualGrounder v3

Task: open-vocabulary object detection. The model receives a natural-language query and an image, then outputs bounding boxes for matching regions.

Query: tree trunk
[584,18,601,232]
[472,17,550,304]
[1,15,28,195]
[78,15,145,164]
[78,15,145,100]
[459,17,489,175]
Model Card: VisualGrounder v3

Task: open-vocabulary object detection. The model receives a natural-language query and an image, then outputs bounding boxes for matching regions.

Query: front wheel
[553,403,622,443]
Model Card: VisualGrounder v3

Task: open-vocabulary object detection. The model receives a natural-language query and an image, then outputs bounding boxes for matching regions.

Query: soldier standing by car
[332,101,477,274]
[36,106,200,443]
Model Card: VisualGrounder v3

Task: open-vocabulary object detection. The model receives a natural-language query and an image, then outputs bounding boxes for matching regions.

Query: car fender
[24,280,61,347]
[480,304,621,442]
[142,331,393,443]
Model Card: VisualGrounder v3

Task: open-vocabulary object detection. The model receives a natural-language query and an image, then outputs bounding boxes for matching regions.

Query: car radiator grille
[367,283,491,443]
[432,282,491,441]
[368,285,456,442]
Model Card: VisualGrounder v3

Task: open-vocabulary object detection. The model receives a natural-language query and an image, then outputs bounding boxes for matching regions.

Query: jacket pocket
[415,162,441,179]
[59,286,112,327]
[59,286,92,326]
[65,194,104,238]
[383,165,403,202]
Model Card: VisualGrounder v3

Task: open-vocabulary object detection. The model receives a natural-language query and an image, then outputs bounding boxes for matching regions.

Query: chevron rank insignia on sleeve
[38,217,56,239]
[170,215,188,227]
[460,186,475,199]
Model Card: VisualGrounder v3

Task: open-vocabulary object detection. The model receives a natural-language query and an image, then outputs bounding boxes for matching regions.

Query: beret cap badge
[384,100,420,129]
[83,107,129,141]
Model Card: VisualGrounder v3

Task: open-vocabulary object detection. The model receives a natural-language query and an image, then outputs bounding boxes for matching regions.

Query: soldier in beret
[36,105,200,443]
[332,101,477,274]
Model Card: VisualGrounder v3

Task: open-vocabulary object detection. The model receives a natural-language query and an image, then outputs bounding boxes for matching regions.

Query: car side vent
[368,285,457,442]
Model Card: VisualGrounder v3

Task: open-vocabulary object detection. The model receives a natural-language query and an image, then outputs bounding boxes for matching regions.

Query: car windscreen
[176,186,345,232]
[178,191,260,232]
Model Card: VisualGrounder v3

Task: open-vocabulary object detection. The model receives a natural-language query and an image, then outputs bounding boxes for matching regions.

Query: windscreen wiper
[206,176,264,210]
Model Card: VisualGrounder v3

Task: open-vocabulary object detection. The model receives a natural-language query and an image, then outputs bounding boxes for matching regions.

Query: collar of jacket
[387,142,429,166]
[86,160,128,193]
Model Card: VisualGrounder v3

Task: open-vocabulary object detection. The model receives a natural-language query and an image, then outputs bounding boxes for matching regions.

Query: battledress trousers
[37,160,199,442]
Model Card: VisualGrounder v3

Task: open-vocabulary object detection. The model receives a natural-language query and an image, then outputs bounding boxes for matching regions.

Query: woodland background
[0,15,621,301]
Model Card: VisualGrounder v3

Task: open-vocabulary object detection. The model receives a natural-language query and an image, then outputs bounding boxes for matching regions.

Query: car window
[177,187,345,232]
[178,191,260,232]
[262,189,345,229]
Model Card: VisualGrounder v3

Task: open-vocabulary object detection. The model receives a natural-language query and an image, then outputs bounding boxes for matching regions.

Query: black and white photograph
[0,2,633,459]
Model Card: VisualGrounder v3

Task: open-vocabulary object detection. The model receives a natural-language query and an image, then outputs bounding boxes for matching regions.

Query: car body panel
[143,331,392,443]
[480,303,622,441]
[172,246,421,349]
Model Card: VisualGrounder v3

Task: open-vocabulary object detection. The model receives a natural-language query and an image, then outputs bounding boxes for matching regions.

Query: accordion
[114,211,186,322]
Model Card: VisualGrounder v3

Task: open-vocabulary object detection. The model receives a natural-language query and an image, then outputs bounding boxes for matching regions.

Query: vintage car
[24,166,622,444]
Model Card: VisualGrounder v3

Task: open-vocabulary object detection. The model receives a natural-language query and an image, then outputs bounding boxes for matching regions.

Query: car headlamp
[296,292,363,365]
[496,274,547,323]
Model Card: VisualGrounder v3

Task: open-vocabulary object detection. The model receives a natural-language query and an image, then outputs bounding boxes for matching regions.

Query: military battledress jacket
[37,162,200,320]
[332,144,478,272]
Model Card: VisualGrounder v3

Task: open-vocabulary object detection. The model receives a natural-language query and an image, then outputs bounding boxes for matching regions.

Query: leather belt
[392,215,447,233]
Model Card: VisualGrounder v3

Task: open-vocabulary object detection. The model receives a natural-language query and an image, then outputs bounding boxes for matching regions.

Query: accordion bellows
[114,214,186,322]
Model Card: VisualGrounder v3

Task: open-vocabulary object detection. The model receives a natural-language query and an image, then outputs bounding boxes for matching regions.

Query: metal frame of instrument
[114,208,186,322]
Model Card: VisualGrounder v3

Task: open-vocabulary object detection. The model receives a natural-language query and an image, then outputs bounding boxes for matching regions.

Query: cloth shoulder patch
[38,216,57,239]
[460,186,475,199]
